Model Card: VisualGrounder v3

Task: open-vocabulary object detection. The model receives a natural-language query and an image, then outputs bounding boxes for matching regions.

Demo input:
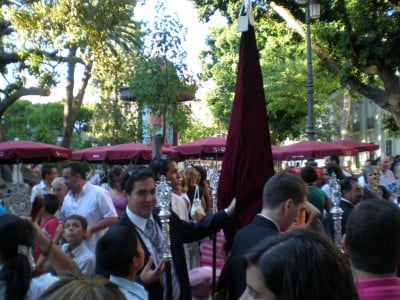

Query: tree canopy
[8,0,142,147]
[193,0,400,132]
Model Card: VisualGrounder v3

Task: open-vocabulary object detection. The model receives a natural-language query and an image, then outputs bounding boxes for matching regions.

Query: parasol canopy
[71,142,178,164]
[272,140,355,160]
[0,140,71,163]
[332,139,379,152]
[172,137,227,157]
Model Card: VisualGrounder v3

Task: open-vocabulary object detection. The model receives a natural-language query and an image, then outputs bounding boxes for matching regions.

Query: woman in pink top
[108,166,127,216]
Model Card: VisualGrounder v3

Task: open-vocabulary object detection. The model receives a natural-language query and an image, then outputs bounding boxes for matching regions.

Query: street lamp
[296,0,320,141]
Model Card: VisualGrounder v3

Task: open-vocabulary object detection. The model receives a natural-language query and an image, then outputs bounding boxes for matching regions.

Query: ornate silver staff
[209,168,220,295]
[155,175,173,300]
[328,173,344,252]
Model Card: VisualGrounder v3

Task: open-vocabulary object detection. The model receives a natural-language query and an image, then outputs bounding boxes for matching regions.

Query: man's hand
[194,209,206,220]
[140,256,166,286]
[226,198,236,217]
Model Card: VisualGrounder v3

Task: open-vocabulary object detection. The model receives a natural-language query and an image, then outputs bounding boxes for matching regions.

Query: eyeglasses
[157,154,170,160]
[127,166,148,177]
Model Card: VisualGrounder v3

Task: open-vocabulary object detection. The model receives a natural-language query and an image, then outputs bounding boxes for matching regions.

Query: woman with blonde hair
[39,274,125,300]
[185,166,206,220]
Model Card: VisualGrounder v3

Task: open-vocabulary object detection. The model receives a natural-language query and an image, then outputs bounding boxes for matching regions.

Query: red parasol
[71,142,178,164]
[173,137,278,160]
[332,139,379,152]
[272,140,355,160]
[0,140,71,163]
[172,137,226,158]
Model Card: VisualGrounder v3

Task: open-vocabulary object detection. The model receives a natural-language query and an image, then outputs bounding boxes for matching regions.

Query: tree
[128,1,196,145]
[9,0,142,147]
[3,101,92,145]
[193,0,400,128]
[0,0,50,141]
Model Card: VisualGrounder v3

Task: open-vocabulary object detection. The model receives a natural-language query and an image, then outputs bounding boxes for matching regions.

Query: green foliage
[90,94,139,145]
[383,116,400,138]
[199,18,340,143]
[128,0,196,141]
[194,0,400,129]
[179,117,224,143]
[3,100,92,145]
[2,100,34,141]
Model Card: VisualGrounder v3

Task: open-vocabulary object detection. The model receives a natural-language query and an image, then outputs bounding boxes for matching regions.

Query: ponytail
[0,215,33,300]
[0,253,32,300]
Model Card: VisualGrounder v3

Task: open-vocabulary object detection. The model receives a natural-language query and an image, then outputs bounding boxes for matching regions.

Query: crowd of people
[0,153,399,300]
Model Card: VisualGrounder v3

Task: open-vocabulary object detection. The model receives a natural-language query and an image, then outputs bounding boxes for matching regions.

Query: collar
[340,197,355,207]
[110,275,146,293]
[258,213,280,232]
[67,242,86,257]
[126,206,155,232]
[39,180,50,190]
[68,181,90,200]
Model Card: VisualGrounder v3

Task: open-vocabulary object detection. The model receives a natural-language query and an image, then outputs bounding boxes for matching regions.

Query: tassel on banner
[238,0,255,32]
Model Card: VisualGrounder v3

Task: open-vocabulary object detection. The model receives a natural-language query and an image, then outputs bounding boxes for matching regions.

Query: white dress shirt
[60,182,117,251]
[171,193,189,221]
[61,242,95,274]
[31,180,53,202]
[110,275,148,300]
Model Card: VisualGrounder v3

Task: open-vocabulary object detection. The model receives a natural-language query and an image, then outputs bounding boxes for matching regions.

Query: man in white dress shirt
[60,162,118,252]
[31,166,58,202]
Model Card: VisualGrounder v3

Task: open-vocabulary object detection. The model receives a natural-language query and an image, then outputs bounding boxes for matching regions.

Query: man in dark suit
[340,177,363,234]
[114,167,235,300]
[228,172,308,299]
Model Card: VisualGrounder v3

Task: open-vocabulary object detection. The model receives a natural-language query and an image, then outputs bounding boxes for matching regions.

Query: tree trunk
[340,91,351,140]
[62,49,92,148]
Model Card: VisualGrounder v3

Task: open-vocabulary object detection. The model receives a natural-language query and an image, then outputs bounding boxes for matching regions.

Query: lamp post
[296,0,320,141]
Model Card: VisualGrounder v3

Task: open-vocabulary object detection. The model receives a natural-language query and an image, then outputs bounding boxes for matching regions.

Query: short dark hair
[96,226,140,277]
[62,162,86,180]
[243,228,357,299]
[325,162,344,181]
[121,167,154,195]
[340,177,358,194]
[41,165,55,180]
[149,155,176,179]
[326,153,340,165]
[346,200,400,275]
[65,215,88,231]
[300,166,317,184]
[43,194,59,215]
[108,166,123,189]
[262,172,307,209]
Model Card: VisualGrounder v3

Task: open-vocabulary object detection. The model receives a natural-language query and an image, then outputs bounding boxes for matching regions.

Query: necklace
[135,222,161,253]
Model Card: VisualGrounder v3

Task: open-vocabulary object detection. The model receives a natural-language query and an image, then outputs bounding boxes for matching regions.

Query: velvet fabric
[217,25,274,245]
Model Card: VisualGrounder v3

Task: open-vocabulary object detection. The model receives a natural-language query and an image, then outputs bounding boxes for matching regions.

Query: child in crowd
[96,225,148,300]
[61,214,95,274]
[34,194,59,274]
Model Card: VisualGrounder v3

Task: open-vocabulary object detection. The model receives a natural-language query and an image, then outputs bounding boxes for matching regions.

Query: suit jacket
[340,199,354,234]
[114,209,229,300]
[228,215,279,299]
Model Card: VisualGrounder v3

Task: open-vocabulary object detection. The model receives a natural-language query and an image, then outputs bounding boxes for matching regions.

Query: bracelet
[42,240,54,258]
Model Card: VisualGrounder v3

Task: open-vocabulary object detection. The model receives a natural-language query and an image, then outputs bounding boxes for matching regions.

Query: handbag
[190,185,205,220]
